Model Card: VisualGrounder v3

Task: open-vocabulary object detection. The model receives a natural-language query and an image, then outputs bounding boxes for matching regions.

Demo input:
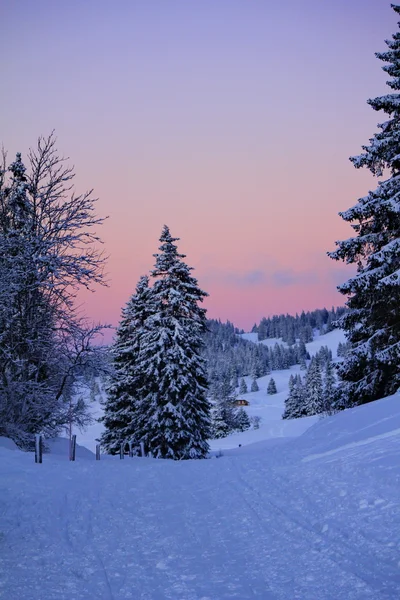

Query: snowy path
[2,393,400,600]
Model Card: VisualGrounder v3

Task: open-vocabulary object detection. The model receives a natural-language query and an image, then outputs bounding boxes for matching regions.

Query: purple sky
[1,1,395,332]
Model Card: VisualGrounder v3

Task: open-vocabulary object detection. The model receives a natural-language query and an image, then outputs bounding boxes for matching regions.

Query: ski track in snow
[1,402,400,600]
[1,331,400,599]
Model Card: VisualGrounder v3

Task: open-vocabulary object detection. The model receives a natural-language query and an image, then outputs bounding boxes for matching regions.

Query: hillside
[1,388,400,599]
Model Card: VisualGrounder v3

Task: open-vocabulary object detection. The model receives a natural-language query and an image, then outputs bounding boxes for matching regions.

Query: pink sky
[1,0,394,333]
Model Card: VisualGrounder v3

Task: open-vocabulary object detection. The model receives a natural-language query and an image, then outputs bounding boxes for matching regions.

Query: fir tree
[329,4,400,406]
[267,377,277,395]
[282,375,306,419]
[100,276,152,454]
[239,377,248,394]
[135,226,211,460]
[234,407,251,432]
[250,378,259,392]
[323,360,336,414]
[304,358,324,416]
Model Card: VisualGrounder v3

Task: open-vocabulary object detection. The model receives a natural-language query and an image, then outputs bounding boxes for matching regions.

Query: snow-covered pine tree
[210,372,237,438]
[250,378,259,392]
[239,377,248,394]
[100,276,153,454]
[135,226,211,459]
[329,4,400,406]
[267,377,277,395]
[282,375,305,419]
[234,407,251,432]
[304,358,324,416]
[323,359,336,414]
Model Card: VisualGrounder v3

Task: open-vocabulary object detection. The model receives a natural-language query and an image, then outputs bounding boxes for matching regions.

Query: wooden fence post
[128,441,134,457]
[35,434,42,464]
[69,434,77,461]
[140,441,145,458]
[96,444,101,460]
[120,442,124,459]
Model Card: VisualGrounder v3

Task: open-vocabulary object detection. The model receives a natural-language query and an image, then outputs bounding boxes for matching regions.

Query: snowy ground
[1,389,400,599]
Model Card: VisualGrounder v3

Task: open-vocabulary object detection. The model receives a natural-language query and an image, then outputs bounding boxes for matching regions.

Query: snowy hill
[79,329,346,453]
[1,390,400,599]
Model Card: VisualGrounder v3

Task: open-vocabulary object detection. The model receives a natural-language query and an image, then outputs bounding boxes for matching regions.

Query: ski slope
[1,391,400,599]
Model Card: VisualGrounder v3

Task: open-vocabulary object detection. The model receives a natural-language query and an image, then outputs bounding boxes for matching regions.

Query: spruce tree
[239,377,248,394]
[329,4,400,406]
[234,407,251,432]
[267,377,277,395]
[135,226,211,459]
[282,375,306,419]
[100,276,152,454]
[304,358,324,416]
[250,378,259,392]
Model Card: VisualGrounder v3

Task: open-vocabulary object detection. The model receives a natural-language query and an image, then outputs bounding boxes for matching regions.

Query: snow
[1,389,400,599]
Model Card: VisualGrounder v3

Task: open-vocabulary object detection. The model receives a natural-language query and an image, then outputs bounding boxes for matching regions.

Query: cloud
[200,267,320,288]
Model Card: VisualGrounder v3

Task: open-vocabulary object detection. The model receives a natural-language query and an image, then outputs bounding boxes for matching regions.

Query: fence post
[96,444,101,460]
[69,434,77,461]
[128,441,134,457]
[35,434,42,464]
[120,442,124,459]
[140,441,145,458]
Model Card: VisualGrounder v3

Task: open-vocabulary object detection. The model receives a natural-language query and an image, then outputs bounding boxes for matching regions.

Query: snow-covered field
[1,331,400,599]
[1,389,400,599]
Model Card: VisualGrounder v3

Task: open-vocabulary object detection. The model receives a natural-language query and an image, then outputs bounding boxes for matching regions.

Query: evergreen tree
[304,358,324,415]
[282,375,306,419]
[250,378,259,392]
[100,276,152,454]
[329,5,400,406]
[323,360,336,414]
[234,407,251,432]
[239,377,248,394]
[135,226,211,459]
[267,377,277,395]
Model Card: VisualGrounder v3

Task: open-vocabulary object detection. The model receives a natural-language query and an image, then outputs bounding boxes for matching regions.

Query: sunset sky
[1,0,395,334]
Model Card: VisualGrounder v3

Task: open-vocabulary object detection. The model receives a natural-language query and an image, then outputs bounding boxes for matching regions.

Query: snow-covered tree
[250,378,259,392]
[323,359,336,414]
[234,407,251,432]
[304,358,324,416]
[0,136,107,448]
[239,377,248,394]
[282,375,306,419]
[134,226,211,459]
[329,5,400,406]
[267,377,277,395]
[100,276,153,454]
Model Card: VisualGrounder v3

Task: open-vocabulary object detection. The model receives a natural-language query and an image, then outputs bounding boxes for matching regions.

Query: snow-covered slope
[1,391,399,600]
[80,329,346,453]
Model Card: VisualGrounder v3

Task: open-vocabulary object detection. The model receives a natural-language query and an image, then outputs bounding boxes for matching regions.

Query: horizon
[1,0,393,332]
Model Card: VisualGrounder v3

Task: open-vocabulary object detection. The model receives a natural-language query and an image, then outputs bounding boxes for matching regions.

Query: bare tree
[0,133,108,448]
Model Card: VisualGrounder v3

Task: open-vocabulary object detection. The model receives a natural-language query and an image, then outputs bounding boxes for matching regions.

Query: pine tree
[234,407,251,432]
[304,358,324,415]
[329,4,400,406]
[250,378,259,392]
[239,377,248,394]
[323,359,336,414]
[100,276,153,454]
[135,226,211,459]
[267,377,277,395]
[282,375,306,419]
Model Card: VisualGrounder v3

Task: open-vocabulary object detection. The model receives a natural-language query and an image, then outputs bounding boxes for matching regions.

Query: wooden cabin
[233,399,250,406]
